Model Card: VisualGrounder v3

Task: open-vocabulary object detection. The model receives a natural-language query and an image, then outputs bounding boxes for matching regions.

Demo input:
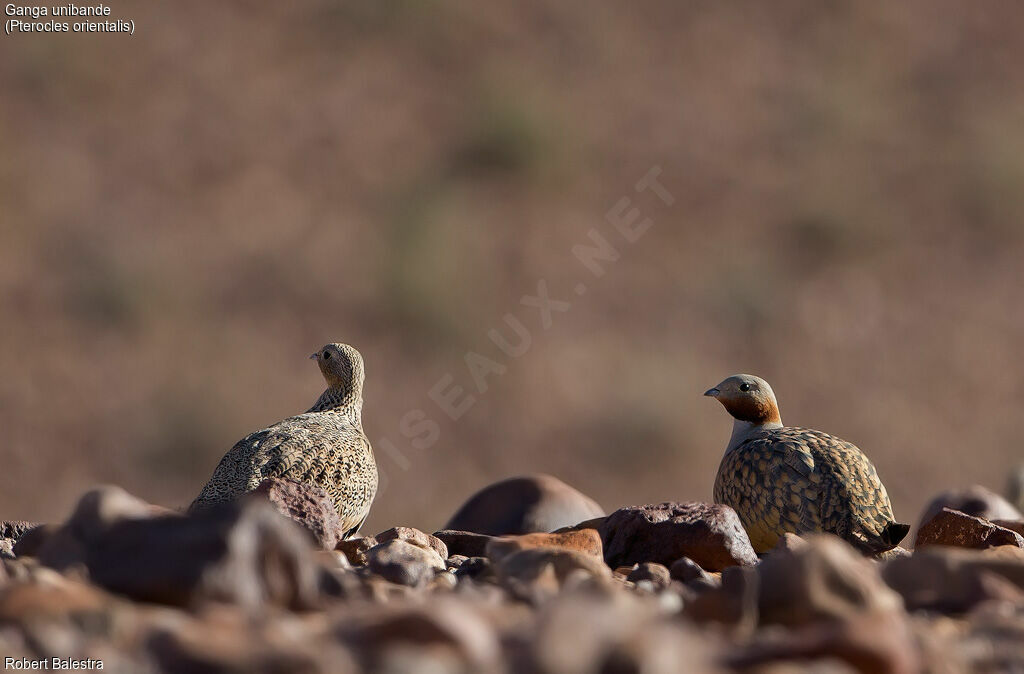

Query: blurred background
[1,1,1022,535]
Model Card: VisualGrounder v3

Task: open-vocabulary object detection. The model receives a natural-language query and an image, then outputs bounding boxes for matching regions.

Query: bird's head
[310,343,365,392]
[704,374,781,425]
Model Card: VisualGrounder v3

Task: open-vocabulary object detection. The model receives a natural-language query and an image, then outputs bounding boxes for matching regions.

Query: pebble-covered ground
[1,478,1023,674]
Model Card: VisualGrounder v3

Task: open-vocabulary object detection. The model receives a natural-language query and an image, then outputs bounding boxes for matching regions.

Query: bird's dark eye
[739,383,751,392]
[323,351,331,360]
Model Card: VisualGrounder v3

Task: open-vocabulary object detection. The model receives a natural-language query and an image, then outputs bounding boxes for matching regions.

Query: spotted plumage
[190,343,378,538]
[705,374,908,554]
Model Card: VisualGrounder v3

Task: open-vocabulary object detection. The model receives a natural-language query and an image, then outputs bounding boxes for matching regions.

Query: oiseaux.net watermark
[373,165,675,492]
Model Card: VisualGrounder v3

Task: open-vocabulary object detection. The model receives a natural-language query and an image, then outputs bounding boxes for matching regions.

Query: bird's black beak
[310,352,319,360]
[703,387,720,398]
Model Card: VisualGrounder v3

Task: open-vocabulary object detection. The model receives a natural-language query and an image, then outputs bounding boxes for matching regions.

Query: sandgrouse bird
[191,343,378,538]
[705,374,908,555]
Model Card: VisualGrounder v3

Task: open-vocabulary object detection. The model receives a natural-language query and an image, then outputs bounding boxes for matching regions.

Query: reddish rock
[599,502,757,571]
[336,536,377,566]
[915,508,1024,550]
[992,519,1024,538]
[432,530,494,558]
[375,527,448,561]
[253,477,343,550]
[485,528,603,563]
[445,474,604,536]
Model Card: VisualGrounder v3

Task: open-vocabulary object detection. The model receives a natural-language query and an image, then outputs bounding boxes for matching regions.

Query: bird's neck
[308,385,362,421]
[727,416,783,452]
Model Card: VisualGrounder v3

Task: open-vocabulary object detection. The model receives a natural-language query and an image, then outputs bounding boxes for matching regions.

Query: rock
[453,557,495,582]
[38,488,324,609]
[252,477,343,550]
[882,545,1024,612]
[493,544,606,590]
[334,599,501,672]
[336,536,376,566]
[669,556,717,586]
[149,605,357,674]
[684,565,759,633]
[874,546,912,562]
[915,508,1024,550]
[0,521,41,544]
[375,526,448,561]
[600,502,757,571]
[772,532,809,554]
[11,524,57,559]
[527,590,715,674]
[485,528,603,563]
[626,563,671,589]
[0,539,13,560]
[756,535,903,627]
[727,608,919,674]
[918,486,1022,530]
[433,529,494,558]
[444,474,605,535]
[992,519,1024,538]
[365,540,445,587]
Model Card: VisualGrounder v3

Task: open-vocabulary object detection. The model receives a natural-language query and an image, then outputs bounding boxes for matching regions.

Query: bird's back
[191,411,377,536]
[714,426,900,553]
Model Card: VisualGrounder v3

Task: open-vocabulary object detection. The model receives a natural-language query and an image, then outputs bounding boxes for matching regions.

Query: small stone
[432,530,494,558]
[336,536,377,566]
[365,540,445,587]
[485,528,603,563]
[453,556,495,582]
[444,474,605,535]
[772,532,808,554]
[252,477,343,550]
[11,524,57,559]
[919,486,1022,528]
[600,502,757,571]
[626,563,671,589]
[684,565,759,634]
[496,547,611,589]
[915,508,1024,550]
[882,545,1024,612]
[992,519,1024,538]
[669,556,715,585]
[375,526,448,561]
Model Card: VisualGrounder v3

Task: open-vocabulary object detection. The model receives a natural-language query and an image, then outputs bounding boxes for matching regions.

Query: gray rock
[445,474,604,535]
[918,485,1022,530]
[600,502,757,571]
[626,563,671,589]
[375,526,448,561]
[252,477,343,550]
[366,540,445,587]
[669,556,717,587]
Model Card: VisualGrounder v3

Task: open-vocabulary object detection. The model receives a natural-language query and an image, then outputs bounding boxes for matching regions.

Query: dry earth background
[1,1,1023,534]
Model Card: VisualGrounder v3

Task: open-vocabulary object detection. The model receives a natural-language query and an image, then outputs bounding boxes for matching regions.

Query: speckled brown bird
[190,343,378,538]
[705,374,908,555]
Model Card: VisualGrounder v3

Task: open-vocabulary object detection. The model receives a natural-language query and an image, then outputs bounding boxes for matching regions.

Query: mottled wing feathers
[190,412,377,535]
[714,427,897,553]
